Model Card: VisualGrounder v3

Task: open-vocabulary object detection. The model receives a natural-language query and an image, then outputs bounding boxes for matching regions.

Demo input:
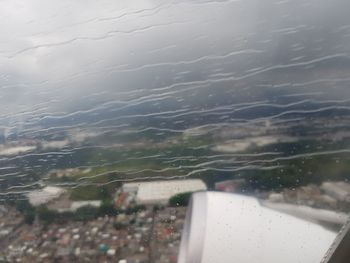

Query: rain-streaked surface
[1,0,350,262]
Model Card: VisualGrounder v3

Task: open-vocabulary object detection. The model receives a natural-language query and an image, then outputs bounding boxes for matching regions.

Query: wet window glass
[0,0,349,262]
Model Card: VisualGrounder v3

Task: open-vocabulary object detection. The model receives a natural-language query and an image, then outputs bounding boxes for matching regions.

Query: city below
[1,176,350,263]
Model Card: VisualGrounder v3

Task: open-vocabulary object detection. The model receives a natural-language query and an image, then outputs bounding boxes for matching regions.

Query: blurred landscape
[1,114,350,262]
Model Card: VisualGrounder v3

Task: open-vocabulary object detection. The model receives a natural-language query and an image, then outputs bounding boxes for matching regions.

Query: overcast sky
[1,0,350,132]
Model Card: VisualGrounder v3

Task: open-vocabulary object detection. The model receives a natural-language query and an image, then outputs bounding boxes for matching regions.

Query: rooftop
[26,186,66,206]
[123,179,207,205]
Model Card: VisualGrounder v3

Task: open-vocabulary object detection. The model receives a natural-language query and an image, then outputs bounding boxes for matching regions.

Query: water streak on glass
[0,0,350,262]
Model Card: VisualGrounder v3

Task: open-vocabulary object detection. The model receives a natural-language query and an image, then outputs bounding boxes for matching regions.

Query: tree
[113,222,126,230]
[16,199,36,224]
[125,205,145,215]
[98,199,116,216]
[24,210,35,225]
[169,192,192,207]
[16,199,33,213]
[74,205,98,221]
[100,187,112,202]
[37,205,57,224]
[56,211,74,224]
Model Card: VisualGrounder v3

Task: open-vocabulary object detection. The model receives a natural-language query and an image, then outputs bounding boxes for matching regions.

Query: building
[70,201,101,211]
[122,179,207,205]
[26,186,66,206]
[321,182,350,203]
[122,182,140,193]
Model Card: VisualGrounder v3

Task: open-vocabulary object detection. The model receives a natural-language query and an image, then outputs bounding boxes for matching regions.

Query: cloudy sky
[0,0,350,132]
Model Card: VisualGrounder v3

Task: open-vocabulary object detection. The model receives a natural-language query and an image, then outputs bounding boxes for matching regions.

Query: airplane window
[0,0,349,262]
